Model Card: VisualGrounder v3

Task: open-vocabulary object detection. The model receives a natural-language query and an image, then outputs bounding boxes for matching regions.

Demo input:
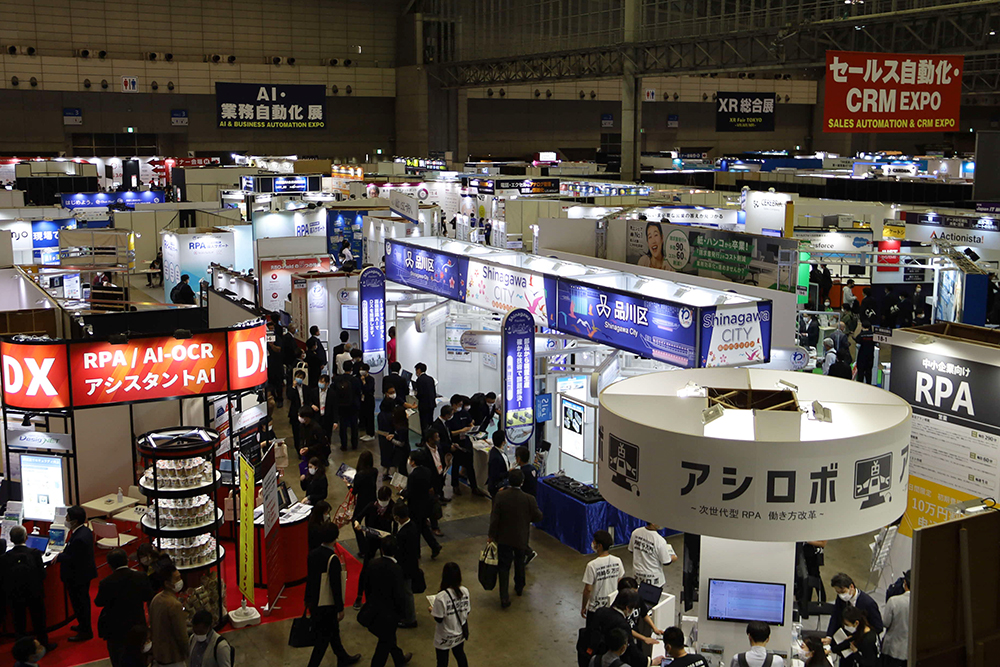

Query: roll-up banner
[359,267,387,373]
[238,451,256,604]
[502,308,535,446]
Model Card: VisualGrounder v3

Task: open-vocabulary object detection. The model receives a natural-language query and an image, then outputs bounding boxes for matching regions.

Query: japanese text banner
[824,50,964,133]
[70,333,229,406]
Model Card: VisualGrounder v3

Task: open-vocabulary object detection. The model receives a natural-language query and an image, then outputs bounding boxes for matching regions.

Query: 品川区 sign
[384,240,468,301]
[502,308,535,445]
[0,324,269,410]
[359,267,387,373]
[216,83,326,129]
[716,92,776,132]
[824,50,964,133]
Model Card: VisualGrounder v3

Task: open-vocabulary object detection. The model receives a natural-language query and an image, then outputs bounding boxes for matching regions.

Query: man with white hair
[821,338,837,375]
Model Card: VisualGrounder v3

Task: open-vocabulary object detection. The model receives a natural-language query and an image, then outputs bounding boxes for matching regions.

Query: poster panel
[259,257,330,312]
[502,308,535,445]
[359,267,387,373]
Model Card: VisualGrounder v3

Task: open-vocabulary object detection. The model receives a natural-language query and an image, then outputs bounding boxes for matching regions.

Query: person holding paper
[353,486,396,610]
[825,573,883,638]
[430,562,471,667]
[830,606,879,667]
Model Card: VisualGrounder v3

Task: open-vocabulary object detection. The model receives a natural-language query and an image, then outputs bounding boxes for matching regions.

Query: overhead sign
[699,303,772,367]
[794,228,873,264]
[824,50,964,133]
[216,83,326,129]
[228,325,269,392]
[555,278,697,368]
[502,308,535,446]
[716,92,776,132]
[465,261,554,326]
[170,109,189,126]
[273,175,308,193]
[359,267,387,373]
[389,189,419,222]
[61,191,166,209]
[904,211,1000,250]
[494,178,560,196]
[0,341,71,410]
[384,240,468,300]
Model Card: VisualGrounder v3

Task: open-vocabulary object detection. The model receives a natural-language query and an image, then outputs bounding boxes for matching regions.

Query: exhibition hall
[0,1,999,667]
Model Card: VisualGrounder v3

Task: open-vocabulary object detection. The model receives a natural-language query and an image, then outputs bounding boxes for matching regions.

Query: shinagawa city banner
[824,50,964,133]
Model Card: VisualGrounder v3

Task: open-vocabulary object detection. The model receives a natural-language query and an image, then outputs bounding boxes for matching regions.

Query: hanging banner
[716,92,776,132]
[698,303,772,367]
[0,341,71,410]
[502,308,535,445]
[384,240,468,300]
[238,452,255,604]
[465,261,556,326]
[389,190,419,223]
[216,83,326,129]
[824,51,964,133]
[359,267,387,373]
[555,279,698,368]
[61,191,166,209]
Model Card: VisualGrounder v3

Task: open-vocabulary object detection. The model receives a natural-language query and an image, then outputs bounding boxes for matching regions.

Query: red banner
[824,50,964,133]
[877,239,902,272]
[228,324,269,391]
[0,341,71,410]
[70,333,229,407]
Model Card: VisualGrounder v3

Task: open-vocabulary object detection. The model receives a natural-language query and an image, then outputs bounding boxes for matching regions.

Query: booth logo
[608,434,640,496]
[228,325,268,391]
[0,342,71,410]
[679,308,693,329]
[854,453,892,509]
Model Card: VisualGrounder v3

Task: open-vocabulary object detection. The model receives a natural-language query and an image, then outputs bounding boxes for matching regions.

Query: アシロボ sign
[216,83,326,129]
[824,50,964,133]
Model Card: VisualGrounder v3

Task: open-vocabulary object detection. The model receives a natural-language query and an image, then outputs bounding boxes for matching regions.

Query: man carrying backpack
[333,360,361,451]
[188,609,233,667]
[0,525,56,653]
[170,274,197,305]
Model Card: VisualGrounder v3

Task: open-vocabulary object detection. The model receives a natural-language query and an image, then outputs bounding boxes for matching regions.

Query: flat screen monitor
[20,454,66,522]
[560,397,585,461]
[707,578,786,625]
[341,304,359,330]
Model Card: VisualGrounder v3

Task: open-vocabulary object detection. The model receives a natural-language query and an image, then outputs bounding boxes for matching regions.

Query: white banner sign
[465,260,550,325]
[389,190,419,223]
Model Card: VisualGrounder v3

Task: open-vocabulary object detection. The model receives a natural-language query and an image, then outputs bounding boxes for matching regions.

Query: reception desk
[250,502,310,588]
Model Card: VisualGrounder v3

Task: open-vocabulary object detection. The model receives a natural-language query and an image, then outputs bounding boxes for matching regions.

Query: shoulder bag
[444,589,470,640]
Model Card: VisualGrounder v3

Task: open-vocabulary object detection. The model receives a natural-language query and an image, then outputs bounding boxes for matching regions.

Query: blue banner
[60,191,166,209]
[502,308,535,446]
[555,279,697,368]
[328,210,364,263]
[536,393,553,423]
[359,267,387,373]
[698,302,773,367]
[31,219,76,263]
[384,240,468,301]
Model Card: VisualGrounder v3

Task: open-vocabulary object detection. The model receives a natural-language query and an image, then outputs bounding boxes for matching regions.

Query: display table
[251,501,310,588]
[82,493,142,517]
[1,547,70,637]
[534,476,676,554]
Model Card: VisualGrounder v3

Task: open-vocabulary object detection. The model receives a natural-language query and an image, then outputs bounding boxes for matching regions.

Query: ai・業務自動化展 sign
[216,83,326,129]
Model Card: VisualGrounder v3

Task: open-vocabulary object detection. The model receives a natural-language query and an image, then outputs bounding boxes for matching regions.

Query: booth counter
[251,501,310,588]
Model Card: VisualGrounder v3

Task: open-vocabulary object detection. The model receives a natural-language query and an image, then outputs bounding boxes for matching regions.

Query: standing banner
[716,92,775,132]
[824,51,964,133]
[359,267,387,373]
[238,452,255,605]
[501,308,535,445]
[260,445,284,610]
[216,83,326,129]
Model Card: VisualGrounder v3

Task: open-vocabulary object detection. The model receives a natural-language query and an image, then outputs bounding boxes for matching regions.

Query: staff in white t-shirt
[628,522,678,588]
[581,530,625,621]
[430,562,471,667]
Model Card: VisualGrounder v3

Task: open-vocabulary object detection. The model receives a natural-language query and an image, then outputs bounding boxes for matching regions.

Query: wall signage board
[63,108,83,125]
[170,109,189,126]
[494,178,560,196]
[384,240,468,300]
[824,50,964,133]
[389,190,419,222]
[502,308,535,445]
[359,267,387,373]
[216,83,326,129]
[259,257,330,312]
[716,92,775,132]
[555,278,697,368]
[889,346,1000,537]
[699,302,772,367]
[904,211,1000,250]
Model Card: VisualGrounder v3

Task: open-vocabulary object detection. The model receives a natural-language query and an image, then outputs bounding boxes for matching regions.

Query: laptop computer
[26,535,49,553]
[638,581,663,607]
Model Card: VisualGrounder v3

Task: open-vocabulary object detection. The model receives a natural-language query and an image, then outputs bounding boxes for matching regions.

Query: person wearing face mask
[352,451,379,556]
[824,573,883,639]
[818,263,833,307]
[188,610,232,667]
[881,570,910,667]
[800,636,832,667]
[378,388,399,479]
[118,624,153,667]
[391,407,412,478]
[149,566,189,667]
[301,457,329,505]
[353,486,397,610]
[831,606,879,667]
[12,636,47,667]
[316,374,337,440]
[288,369,318,453]
[57,505,97,642]
[95,548,153,666]
[382,362,414,409]
[446,395,480,497]
[359,363,377,441]
[305,524,362,667]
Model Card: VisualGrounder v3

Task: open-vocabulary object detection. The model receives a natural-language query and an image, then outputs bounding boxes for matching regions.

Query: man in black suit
[288,368,318,452]
[1,525,55,652]
[827,572,884,637]
[382,362,414,409]
[489,469,543,608]
[429,406,454,471]
[403,451,442,558]
[412,362,437,433]
[316,373,338,440]
[308,325,328,368]
[305,524,361,667]
[360,537,412,667]
[57,505,98,641]
[95,548,153,666]
[392,504,420,628]
[333,330,350,361]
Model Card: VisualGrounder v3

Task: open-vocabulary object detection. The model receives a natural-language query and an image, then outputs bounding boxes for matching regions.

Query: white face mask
[319,382,327,390]
[843,624,857,634]
[299,417,307,424]
[172,579,184,593]
[142,640,153,653]
[838,591,853,602]
[387,393,396,401]
[308,467,317,475]
[193,633,209,643]
[361,371,368,376]
[803,652,812,661]
[377,499,390,507]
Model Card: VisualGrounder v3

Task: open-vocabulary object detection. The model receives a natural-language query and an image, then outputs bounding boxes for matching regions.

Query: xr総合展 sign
[502,308,535,445]
[359,267,387,373]
[716,92,775,132]
[216,83,326,129]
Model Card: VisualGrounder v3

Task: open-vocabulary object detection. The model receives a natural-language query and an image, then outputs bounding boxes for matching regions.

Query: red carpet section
[38,541,360,667]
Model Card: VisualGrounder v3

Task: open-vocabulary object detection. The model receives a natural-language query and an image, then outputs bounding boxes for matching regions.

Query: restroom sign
[121,76,138,92]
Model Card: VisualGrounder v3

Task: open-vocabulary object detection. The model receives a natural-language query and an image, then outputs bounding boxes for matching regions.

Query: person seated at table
[301,457,329,505]
[147,250,163,287]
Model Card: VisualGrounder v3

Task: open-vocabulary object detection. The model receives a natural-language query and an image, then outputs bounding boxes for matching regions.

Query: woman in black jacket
[352,450,379,557]
[833,606,879,667]
[300,456,329,505]
[307,500,332,552]
[391,406,411,476]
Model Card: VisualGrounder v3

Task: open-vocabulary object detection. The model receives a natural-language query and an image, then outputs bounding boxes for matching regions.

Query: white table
[82,493,142,517]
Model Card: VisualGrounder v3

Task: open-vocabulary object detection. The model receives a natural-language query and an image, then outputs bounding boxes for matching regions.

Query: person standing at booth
[359,363,377,441]
[387,326,397,365]
[95,548,153,667]
[383,362,412,408]
[628,522,677,589]
[58,505,97,642]
[317,374,337,440]
[824,573,883,638]
[413,363,437,433]
[333,361,362,451]
[487,430,510,499]
[1,525,56,653]
[287,369,317,452]
[582,530,625,623]
[333,330,350,361]
[308,325,328,370]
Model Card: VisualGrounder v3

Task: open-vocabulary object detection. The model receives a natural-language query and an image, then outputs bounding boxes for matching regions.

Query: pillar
[620,0,641,182]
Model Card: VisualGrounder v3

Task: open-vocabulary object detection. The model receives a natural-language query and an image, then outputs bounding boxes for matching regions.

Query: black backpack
[213,635,235,665]
[170,283,183,303]
[6,549,37,597]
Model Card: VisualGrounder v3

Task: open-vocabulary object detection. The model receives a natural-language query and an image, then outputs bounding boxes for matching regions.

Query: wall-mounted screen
[20,454,66,522]
[341,304,359,330]
[561,397,585,460]
[707,578,786,625]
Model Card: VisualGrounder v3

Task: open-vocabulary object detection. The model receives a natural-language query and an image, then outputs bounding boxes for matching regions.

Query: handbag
[478,542,498,591]
[274,441,289,469]
[430,497,443,522]
[357,602,376,629]
[411,567,427,594]
[333,489,356,527]
[288,611,316,647]
[96,607,110,640]
[444,589,470,641]
[318,553,346,607]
